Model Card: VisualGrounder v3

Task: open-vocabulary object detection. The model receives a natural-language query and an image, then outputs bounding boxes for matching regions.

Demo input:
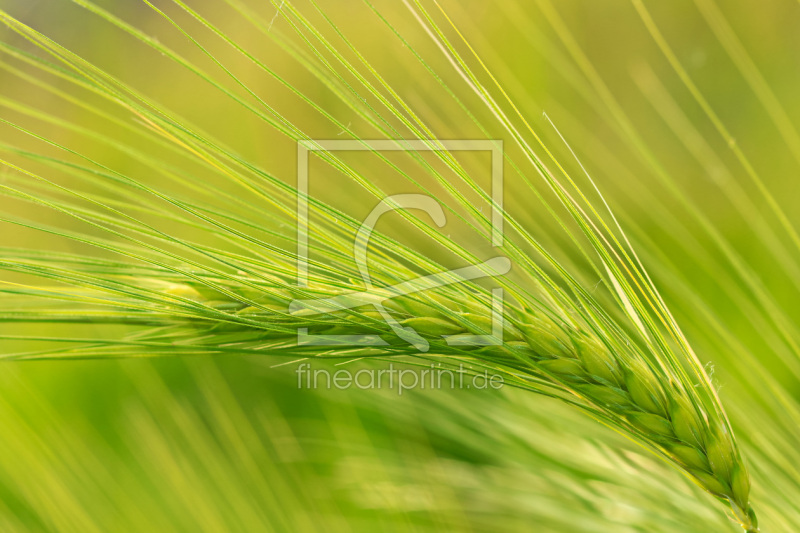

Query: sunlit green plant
[3,1,800,531]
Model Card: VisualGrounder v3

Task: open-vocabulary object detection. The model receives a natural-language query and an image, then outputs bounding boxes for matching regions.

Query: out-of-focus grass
[0,355,733,532]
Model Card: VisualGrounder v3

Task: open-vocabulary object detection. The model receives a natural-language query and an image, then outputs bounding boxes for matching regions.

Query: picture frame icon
[293,139,505,351]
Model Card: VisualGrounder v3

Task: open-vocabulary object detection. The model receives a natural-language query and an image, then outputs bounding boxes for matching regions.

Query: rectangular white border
[297,139,504,287]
